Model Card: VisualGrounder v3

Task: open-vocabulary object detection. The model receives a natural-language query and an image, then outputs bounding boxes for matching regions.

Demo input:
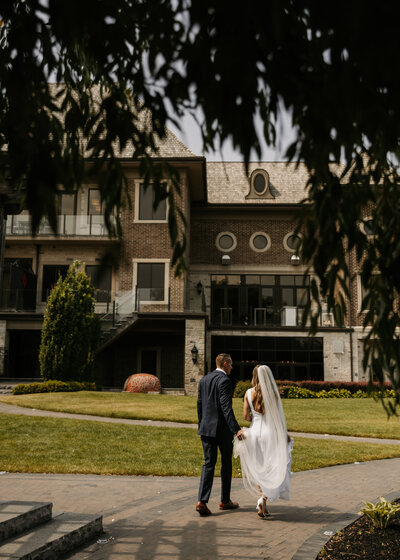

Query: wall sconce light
[290,254,300,266]
[196,281,203,294]
[191,344,199,364]
[221,254,231,265]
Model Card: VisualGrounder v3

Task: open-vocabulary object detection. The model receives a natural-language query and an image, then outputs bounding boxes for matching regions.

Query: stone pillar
[322,330,352,381]
[0,320,6,376]
[184,318,206,396]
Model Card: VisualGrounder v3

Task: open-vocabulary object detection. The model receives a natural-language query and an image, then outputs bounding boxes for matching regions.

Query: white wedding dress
[234,386,293,502]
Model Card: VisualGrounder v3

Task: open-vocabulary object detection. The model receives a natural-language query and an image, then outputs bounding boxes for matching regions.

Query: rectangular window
[86,265,112,303]
[138,184,167,221]
[88,189,102,215]
[57,193,76,215]
[137,263,165,302]
[41,265,69,301]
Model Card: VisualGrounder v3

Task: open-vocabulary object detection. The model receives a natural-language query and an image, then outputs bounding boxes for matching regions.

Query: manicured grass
[1,392,400,439]
[282,399,400,440]
[0,392,199,423]
[1,414,400,476]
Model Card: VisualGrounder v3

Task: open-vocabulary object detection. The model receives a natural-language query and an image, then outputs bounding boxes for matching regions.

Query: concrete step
[0,502,52,542]
[0,510,103,560]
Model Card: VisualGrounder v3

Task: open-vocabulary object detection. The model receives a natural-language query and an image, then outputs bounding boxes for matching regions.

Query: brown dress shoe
[196,501,212,516]
[219,500,239,510]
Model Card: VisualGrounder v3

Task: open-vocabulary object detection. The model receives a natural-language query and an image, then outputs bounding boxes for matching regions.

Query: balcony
[211,305,335,329]
[0,287,176,316]
[6,214,115,237]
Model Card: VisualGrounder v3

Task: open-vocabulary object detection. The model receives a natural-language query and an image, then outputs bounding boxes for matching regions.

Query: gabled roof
[48,83,200,160]
[206,161,346,205]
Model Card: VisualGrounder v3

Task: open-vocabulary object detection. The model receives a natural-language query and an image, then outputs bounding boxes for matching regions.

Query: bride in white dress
[234,365,293,518]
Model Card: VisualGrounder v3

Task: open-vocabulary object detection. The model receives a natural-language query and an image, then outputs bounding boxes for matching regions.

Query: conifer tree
[39,261,99,381]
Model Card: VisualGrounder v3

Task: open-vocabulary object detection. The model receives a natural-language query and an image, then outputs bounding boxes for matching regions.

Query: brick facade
[0,147,371,390]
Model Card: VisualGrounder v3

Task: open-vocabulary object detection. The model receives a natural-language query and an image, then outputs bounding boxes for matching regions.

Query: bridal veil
[234,365,289,498]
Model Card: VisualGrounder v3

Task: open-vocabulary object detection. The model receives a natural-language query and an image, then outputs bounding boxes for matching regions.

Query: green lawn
[1,392,400,439]
[1,414,399,476]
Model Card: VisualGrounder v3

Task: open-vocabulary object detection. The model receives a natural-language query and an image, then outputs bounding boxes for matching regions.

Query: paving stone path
[1,402,400,559]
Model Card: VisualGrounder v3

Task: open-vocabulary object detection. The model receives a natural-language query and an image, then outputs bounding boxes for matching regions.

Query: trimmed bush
[39,261,100,382]
[233,380,252,398]
[276,380,393,393]
[12,380,98,395]
[239,380,395,399]
[278,385,395,399]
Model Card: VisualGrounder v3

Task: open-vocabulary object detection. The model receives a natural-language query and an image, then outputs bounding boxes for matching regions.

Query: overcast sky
[167,107,296,162]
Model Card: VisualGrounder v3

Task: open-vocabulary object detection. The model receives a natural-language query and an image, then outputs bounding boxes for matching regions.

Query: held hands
[236,429,245,440]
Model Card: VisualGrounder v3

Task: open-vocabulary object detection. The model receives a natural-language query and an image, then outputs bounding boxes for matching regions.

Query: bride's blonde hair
[251,366,265,414]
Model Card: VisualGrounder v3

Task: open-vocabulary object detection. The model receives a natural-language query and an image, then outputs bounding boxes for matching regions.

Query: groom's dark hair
[216,353,232,368]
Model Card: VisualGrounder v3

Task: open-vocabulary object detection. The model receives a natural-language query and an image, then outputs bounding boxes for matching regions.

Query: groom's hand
[236,429,245,440]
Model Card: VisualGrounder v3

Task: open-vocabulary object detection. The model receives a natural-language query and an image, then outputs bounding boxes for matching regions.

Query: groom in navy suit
[196,353,244,516]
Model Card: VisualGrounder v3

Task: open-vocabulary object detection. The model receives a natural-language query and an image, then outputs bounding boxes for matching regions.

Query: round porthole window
[216,232,237,252]
[253,173,267,194]
[284,232,302,252]
[250,232,270,253]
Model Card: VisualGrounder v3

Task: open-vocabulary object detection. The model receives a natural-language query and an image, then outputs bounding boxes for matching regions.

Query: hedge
[233,379,394,399]
[12,380,99,395]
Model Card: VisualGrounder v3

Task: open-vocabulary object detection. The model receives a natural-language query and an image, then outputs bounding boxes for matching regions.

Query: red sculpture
[123,373,161,393]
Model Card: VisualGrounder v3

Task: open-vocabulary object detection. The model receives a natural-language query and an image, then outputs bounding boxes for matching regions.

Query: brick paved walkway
[1,402,400,559]
[1,462,400,560]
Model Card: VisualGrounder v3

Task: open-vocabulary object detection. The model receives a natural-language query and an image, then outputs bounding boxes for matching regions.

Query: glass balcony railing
[6,214,115,236]
[210,306,335,328]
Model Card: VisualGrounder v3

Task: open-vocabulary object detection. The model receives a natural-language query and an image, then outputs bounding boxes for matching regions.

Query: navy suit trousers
[198,426,233,504]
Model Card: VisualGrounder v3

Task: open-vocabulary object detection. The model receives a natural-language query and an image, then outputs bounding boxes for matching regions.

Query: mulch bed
[317,506,400,560]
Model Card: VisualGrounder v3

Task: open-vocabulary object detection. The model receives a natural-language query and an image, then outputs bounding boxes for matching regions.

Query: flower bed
[317,499,400,560]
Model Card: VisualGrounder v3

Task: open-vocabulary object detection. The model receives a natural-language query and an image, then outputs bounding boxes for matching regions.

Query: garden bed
[317,502,400,559]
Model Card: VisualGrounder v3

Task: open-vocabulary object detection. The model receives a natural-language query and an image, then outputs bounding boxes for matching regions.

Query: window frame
[249,231,271,253]
[85,264,112,303]
[57,192,77,215]
[215,231,237,253]
[133,259,170,305]
[88,188,103,216]
[283,231,303,252]
[41,264,69,302]
[134,181,168,223]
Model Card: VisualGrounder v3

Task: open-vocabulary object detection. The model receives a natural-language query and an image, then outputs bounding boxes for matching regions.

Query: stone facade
[184,318,206,396]
[0,321,6,376]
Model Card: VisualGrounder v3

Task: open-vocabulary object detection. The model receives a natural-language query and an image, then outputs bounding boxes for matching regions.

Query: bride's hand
[236,429,245,440]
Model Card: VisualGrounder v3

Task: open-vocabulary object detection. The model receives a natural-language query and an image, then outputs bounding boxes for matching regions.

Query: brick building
[0,127,368,394]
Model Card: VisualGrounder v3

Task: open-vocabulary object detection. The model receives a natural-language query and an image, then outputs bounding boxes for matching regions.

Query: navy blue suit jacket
[197,369,241,437]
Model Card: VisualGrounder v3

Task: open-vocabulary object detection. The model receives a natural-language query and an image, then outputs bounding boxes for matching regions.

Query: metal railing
[6,214,116,237]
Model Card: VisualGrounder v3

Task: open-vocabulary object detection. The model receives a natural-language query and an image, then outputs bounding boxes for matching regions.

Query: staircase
[98,312,138,352]
[0,384,13,395]
[97,290,140,353]
[0,501,103,559]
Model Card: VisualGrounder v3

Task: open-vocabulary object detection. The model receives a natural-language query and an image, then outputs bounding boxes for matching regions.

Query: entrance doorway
[8,330,41,378]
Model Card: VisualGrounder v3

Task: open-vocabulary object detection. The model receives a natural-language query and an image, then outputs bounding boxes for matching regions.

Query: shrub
[276,380,393,393]
[315,388,353,398]
[12,380,98,395]
[236,379,394,399]
[39,261,100,382]
[285,386,317,399]
[359,497,400,529]
[234,380,252,398]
